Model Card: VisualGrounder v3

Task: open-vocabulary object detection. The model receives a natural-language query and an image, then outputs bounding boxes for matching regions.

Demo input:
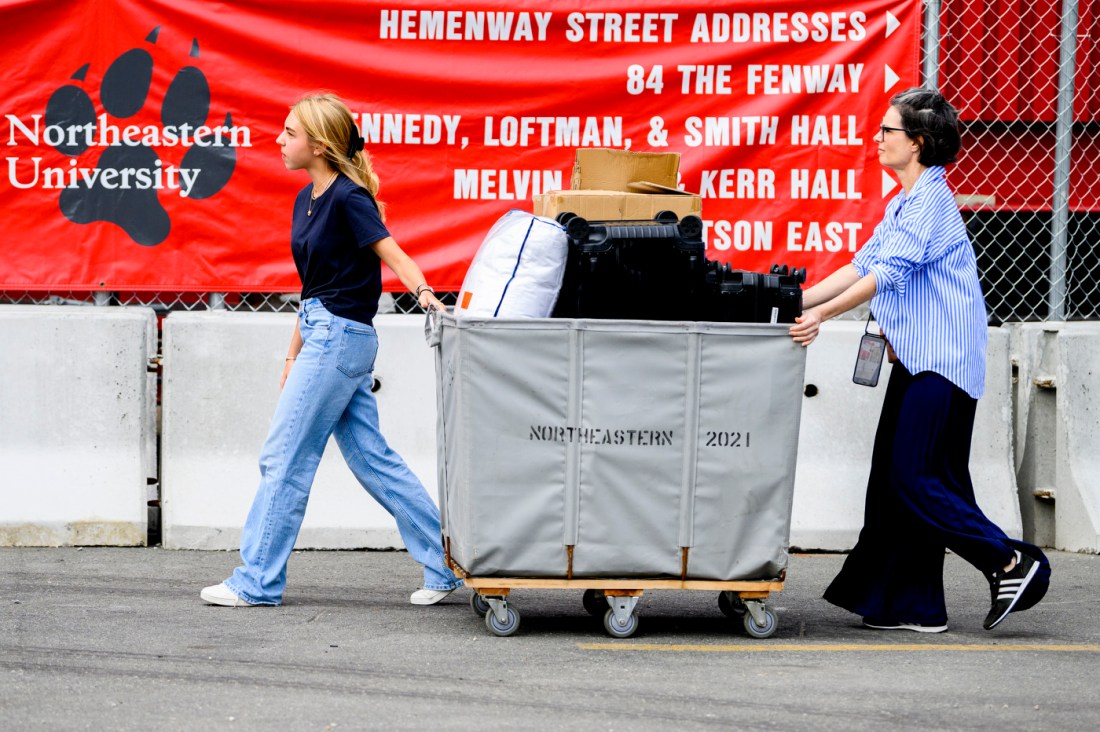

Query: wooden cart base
[456,570,785,639]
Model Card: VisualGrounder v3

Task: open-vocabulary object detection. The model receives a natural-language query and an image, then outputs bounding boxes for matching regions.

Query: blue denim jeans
[225,298,460,605]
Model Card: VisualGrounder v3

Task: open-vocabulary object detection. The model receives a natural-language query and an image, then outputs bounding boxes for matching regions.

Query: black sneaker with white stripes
[984,550,1039,630]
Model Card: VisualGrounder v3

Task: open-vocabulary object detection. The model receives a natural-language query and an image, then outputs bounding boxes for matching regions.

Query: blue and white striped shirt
[853,166,988,399]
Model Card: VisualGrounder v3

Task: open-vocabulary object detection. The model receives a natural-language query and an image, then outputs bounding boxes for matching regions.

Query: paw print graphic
[44,27,236,246]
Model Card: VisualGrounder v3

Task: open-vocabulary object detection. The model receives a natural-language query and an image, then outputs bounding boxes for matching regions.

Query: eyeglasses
[879,124,909,136]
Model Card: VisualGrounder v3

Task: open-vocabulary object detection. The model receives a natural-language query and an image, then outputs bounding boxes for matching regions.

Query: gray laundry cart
[427,311,807,638]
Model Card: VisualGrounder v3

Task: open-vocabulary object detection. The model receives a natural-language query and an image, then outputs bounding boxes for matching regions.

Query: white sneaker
[200,583,256,607]
[862,618,948,633]
[410,588,456,606]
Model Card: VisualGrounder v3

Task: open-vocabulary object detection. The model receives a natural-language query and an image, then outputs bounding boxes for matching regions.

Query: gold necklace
[307,171,338,216]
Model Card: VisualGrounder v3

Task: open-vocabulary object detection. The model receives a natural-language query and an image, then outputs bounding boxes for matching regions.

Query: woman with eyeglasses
[789,88,1050,633]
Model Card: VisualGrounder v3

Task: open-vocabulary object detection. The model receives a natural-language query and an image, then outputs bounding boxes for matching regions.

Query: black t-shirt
[290,174,390,325]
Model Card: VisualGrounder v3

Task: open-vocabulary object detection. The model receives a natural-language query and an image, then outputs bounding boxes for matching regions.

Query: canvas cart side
[427,310,806,639]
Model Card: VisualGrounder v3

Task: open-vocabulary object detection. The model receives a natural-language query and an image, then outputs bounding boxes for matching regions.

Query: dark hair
[889,87,961,166]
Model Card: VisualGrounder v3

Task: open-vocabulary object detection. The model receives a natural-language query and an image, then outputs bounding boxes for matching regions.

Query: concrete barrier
[791,322,1021,551]
[160,311,438,550]
[1010,323,1060,547]
[1055,327,1100,552]
[1011,322,1100,552]
[160,314,1025,553]
[2,303,1049,552]
[790,322,892,550]
[0,305,156,546]
[972,326,1023,538]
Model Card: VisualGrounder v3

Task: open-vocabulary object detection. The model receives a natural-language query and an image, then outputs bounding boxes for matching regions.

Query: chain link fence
[0,289,453,315]
[3,1,1097,323]
[933,0,1100,323]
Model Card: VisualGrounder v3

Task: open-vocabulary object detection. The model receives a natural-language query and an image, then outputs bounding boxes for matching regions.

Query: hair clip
[346,133,364,160]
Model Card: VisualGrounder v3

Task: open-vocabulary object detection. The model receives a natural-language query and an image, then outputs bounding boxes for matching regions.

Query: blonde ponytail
[291,92,385,218]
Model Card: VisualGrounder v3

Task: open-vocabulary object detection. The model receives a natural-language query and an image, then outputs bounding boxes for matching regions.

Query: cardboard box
[570,148,681,191]
[535,148,702,222]
[533,189,701,221]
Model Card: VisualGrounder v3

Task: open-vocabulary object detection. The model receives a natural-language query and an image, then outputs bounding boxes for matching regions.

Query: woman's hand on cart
[789,307,823,346]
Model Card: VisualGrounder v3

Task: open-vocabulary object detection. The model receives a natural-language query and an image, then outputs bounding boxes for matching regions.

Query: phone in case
[853,332,886,387]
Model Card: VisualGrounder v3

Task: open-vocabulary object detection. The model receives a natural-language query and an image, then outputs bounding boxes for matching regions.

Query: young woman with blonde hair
[201,92,461,607]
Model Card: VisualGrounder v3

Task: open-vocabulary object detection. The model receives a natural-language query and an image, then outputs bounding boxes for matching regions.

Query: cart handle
[424,303,449,347]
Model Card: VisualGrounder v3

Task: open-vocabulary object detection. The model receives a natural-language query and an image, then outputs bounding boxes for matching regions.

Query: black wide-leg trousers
[824,364,1050,626]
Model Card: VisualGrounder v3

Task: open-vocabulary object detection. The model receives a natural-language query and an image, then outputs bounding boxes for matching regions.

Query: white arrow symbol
[886,11,900,38]
[883,171,899,197]
[884,64,900,93]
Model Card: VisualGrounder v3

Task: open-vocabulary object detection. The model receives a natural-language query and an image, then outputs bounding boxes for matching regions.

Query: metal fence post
[922,0,942,90]
[1049,0,1079,321]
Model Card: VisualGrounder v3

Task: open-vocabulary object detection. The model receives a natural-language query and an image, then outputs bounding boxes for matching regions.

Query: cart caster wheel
[470,593,491,617]
[582,589,606,616]
[603,608,640,639]
[743,608,778,639]
[718,591,747,618]
[485,606,521,637]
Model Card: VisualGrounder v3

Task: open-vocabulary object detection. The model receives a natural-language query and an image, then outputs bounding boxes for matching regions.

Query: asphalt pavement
[2,546,1098,731]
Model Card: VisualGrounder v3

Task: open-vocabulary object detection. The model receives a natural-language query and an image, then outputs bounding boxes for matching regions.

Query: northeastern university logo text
[5,27,252,246]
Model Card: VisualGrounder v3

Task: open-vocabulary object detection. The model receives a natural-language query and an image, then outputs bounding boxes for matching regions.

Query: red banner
[0,0,919,292]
